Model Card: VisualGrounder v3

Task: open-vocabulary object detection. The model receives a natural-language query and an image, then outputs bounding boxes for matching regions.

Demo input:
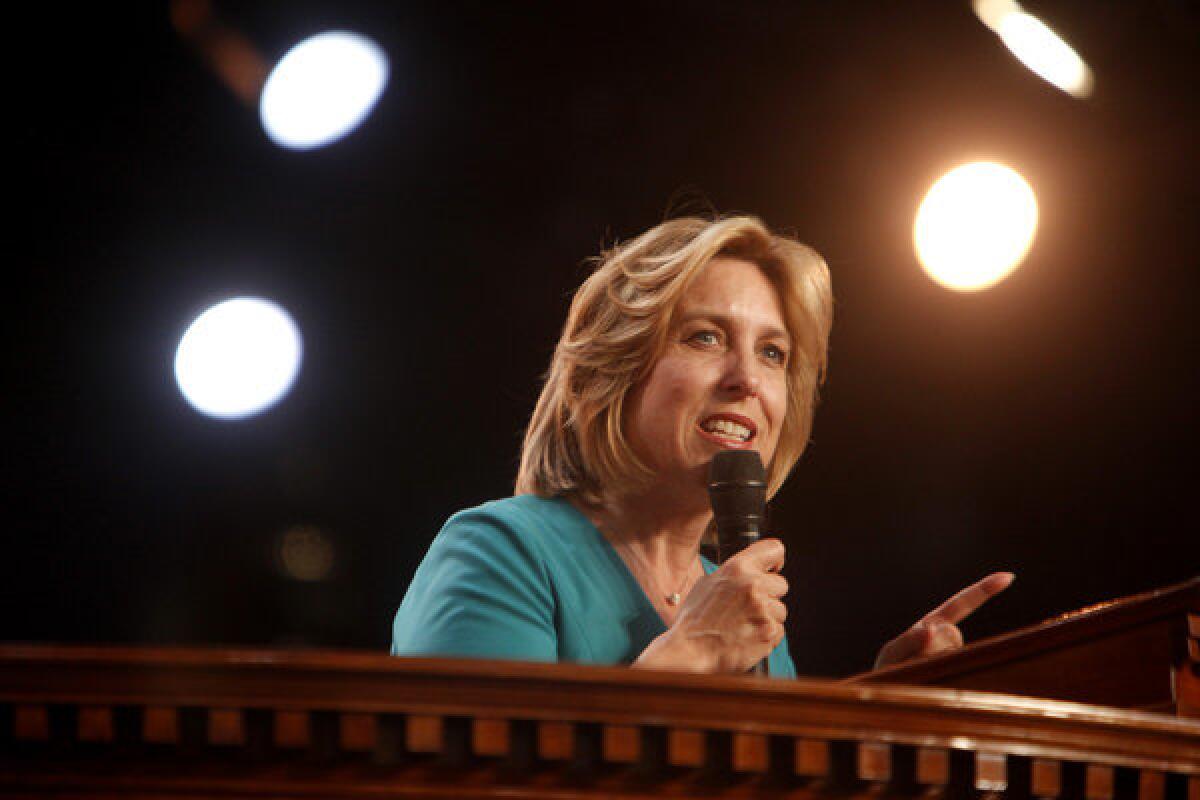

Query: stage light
[174,297,303,419]
[914,162,1038,292]
[259,31,389,150]
[973,0,1093,98]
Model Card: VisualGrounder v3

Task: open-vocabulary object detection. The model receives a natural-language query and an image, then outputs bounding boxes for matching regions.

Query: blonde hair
[516,215,832,505]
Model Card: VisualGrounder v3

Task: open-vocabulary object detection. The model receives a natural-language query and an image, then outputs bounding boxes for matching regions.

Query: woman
[392,215,1011,674]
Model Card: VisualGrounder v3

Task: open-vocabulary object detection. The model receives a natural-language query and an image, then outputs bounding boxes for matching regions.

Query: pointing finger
[924,572,1014,626]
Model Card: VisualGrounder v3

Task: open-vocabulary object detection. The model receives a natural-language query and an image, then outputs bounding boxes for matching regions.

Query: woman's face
[625,257,790,504]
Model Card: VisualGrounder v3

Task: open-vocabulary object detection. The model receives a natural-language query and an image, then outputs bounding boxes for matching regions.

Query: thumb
[735,537,785,572]
[927,621,964,653]
[875,622,933,669]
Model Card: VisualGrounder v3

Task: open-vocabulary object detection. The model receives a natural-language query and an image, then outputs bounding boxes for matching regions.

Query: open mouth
[697,414,757,447]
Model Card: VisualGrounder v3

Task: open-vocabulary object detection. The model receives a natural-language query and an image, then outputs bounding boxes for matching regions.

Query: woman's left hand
[874,572,1014,669]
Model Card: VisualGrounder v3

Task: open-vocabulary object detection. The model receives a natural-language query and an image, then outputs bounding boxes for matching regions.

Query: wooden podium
[1,580,1197,798]
[854,576,1200,717]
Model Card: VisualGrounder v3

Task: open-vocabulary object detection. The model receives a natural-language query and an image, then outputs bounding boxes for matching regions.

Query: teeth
[703,419,752,441]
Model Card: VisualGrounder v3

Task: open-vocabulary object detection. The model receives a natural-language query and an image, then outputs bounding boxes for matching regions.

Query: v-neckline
[554,496,715,629]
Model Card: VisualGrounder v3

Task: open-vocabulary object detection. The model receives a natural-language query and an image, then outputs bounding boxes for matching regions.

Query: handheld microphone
[707,449,767,562]
[707,449,771,676]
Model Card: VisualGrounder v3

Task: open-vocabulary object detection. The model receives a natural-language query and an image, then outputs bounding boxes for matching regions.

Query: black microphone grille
[707,450,767,561]
[707,449,766,490]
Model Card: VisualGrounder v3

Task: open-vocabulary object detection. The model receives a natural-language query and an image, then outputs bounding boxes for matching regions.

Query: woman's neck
[571,489,710,573]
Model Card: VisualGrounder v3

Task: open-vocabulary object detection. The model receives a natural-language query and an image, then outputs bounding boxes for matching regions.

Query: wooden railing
[2,643,1197,798]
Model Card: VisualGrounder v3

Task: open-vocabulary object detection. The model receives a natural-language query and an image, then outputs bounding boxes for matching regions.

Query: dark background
[9,1,1198,677]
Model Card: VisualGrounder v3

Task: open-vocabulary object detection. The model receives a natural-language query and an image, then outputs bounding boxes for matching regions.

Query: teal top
[391,494,796,677]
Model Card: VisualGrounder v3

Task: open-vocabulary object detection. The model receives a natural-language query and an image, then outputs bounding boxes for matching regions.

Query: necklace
[614,541,699,607]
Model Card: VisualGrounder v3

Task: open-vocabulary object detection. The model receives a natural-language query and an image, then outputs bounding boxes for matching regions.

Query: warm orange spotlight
[973,0,1094,98]
[913,162,1038,292]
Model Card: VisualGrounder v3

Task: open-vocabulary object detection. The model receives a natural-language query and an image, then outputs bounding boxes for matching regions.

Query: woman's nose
[720,350,761,397]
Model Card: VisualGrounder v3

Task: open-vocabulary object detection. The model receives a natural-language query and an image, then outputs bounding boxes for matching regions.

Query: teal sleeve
[769,636,797,678]
[391,509,557,661]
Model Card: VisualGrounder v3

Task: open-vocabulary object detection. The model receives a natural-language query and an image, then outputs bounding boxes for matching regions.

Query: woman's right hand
[634,538,787,673]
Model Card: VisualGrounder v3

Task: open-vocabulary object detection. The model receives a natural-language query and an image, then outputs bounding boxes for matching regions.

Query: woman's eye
[688,330,720,346]
[763,344,788,364]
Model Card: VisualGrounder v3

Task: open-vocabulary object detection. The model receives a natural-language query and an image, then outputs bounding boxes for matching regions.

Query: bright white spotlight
[914,162,1038,292]
[174,297,303,419]
[259,31,389,150]
[973,0,1093,98]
